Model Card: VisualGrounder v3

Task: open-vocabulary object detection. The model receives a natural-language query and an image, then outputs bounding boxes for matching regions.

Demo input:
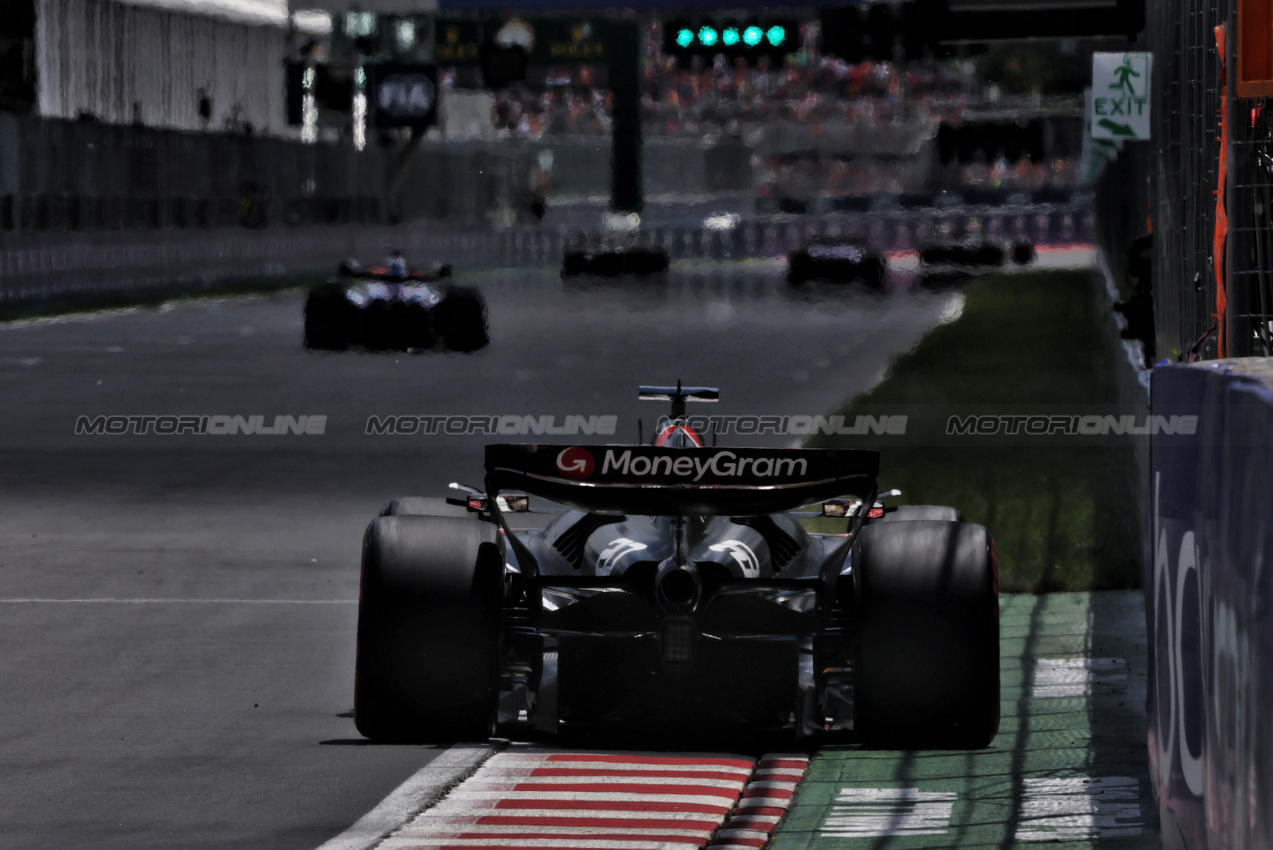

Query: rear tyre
[875,505,963,523]
[304,284,352,350]
[354,515,503,743]
[403,302,437,351]
[860,257,886,290]
[435,287,489,353]
[379,497,472,518]
[1012,240,1036,265]
[561,251,587,277]
[853,520,999,749]
[786,255,809,286]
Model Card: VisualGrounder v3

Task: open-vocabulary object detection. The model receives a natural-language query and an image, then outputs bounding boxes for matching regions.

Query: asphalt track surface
[0,255,1151,849]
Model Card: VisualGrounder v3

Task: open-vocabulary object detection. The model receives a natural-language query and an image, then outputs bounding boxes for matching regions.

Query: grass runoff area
[806,269,1141,593]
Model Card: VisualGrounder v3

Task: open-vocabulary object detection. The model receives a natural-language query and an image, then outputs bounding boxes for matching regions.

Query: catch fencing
[1144,0,1273,360]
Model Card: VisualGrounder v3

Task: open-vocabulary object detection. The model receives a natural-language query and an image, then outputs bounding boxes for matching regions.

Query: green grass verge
[805,269,1141,593]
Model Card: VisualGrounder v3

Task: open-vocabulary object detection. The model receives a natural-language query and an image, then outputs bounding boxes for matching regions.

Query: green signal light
[675,27,694,48]
[743,26,763,47]
[766,25,787,47]
[722,27,740,46]
[697,25,718,47]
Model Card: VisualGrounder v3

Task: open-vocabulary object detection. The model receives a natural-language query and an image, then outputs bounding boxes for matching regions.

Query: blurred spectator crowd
[481,21,1081,197]
[487,22,972,141]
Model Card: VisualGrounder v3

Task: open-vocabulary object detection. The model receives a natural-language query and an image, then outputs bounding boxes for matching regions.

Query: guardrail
[0,201,1093,310]
[1148,360,1273,850]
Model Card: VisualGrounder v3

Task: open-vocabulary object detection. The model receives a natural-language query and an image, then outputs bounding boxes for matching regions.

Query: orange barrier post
[1215,24,1230,359]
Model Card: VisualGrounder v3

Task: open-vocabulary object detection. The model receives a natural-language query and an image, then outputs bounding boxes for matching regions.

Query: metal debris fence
[1140,0,1273,360]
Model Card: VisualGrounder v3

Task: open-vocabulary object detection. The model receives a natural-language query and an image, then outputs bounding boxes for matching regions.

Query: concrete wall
[0,113,387,229]
[0,200,1094,309]
[35,0,288,136]
[0,114,757,231]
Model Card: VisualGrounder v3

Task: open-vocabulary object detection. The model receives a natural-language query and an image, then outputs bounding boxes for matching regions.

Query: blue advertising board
[1148,360,1273,850]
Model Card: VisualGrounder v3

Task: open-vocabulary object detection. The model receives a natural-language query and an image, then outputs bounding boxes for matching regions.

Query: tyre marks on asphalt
[373,751,808,850]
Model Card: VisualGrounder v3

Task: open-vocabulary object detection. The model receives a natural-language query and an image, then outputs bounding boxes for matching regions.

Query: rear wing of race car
[638,383,718,420]
[484,444,879,517]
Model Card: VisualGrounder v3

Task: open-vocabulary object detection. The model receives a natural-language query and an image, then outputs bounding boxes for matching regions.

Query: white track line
[315,744,497,850]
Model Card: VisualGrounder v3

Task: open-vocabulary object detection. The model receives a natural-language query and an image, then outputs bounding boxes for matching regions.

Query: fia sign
[1092,53,1152,140]
[370,64,438,129]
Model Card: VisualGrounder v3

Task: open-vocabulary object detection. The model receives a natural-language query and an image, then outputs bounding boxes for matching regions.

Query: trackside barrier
[0,202,1092,308]
[1148,360,1273,850]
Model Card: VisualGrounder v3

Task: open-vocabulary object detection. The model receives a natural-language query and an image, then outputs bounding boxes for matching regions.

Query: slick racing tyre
[875,505,963,523]
[561,251,588,277]
[852,520,999,749]
[434,287,489,353]
[1012,240,1036,265]
[379,497,472,518]
[860,257,886,290]
[354,515,503,743]
[402,302,438,350]
[786,255,810,286]
[304,284,353,350]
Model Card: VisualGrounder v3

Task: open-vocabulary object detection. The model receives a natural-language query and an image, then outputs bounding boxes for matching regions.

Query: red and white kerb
[377,751,808,850]
[706,754,809,849]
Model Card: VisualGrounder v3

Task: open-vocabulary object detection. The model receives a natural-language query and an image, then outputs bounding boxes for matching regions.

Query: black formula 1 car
[561,236,670,278]
[304,260,488,353]
[787,238,887,288]
[353,384,1000,748]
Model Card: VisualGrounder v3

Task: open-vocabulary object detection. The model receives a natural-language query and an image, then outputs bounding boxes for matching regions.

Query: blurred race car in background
[786,238,887,288]
[561,235,670,277]
[352,383,1001,748]
[304,257,488,353]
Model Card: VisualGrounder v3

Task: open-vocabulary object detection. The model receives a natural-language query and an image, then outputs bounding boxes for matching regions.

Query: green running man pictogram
[1110,58,1140,94]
